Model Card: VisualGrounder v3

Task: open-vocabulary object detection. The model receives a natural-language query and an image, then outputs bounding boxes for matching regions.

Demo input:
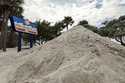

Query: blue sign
[10,16,38,35]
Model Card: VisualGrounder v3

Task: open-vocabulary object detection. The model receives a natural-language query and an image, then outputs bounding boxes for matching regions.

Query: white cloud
[23,0,125,25]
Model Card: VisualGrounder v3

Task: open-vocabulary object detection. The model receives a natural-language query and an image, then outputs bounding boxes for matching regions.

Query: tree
[62,16,74,31]
[98,15,125,46]
[52,21,65,35]
[78,20,88,25]
[36,20,52,44]
[36,20,67,44]
[78,16,125,46]
[0,0,24,51]
[78,20,98,33]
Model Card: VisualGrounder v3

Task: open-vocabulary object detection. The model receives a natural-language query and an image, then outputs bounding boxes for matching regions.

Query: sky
[23,0,125,26]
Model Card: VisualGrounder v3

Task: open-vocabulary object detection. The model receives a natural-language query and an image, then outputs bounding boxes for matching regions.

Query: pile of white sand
[0,26,125,83]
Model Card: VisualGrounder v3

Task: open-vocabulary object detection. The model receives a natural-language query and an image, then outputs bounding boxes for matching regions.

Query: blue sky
[23,0,125,26]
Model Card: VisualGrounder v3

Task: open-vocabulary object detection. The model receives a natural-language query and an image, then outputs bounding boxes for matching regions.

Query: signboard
[10,16,38,35]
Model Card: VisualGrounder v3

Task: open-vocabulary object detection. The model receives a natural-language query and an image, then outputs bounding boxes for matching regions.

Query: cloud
[23,0,125,25]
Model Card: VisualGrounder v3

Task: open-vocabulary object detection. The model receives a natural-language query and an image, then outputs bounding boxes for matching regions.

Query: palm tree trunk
[66,26,68,31]
[1,11,9,52]
[120,36,125,46]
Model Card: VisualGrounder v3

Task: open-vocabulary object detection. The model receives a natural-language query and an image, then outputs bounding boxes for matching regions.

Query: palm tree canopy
[0,0,24,17]
[63,16,74,26]
[0,0,24,6]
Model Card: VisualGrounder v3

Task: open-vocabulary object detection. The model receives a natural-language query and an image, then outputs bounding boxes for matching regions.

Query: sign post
[18,32,22,52]
[29,34,33,48]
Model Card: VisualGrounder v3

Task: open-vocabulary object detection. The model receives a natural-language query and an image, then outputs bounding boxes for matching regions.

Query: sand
[0,25,125,83]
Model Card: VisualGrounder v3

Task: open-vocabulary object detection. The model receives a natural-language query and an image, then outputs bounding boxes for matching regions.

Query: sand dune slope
[0,26,125,83]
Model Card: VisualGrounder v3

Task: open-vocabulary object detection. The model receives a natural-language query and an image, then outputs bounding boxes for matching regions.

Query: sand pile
[0,25,125,83]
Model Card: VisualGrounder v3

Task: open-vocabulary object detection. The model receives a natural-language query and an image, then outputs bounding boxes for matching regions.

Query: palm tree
[0,0,24,51]
[62,16,74,31]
